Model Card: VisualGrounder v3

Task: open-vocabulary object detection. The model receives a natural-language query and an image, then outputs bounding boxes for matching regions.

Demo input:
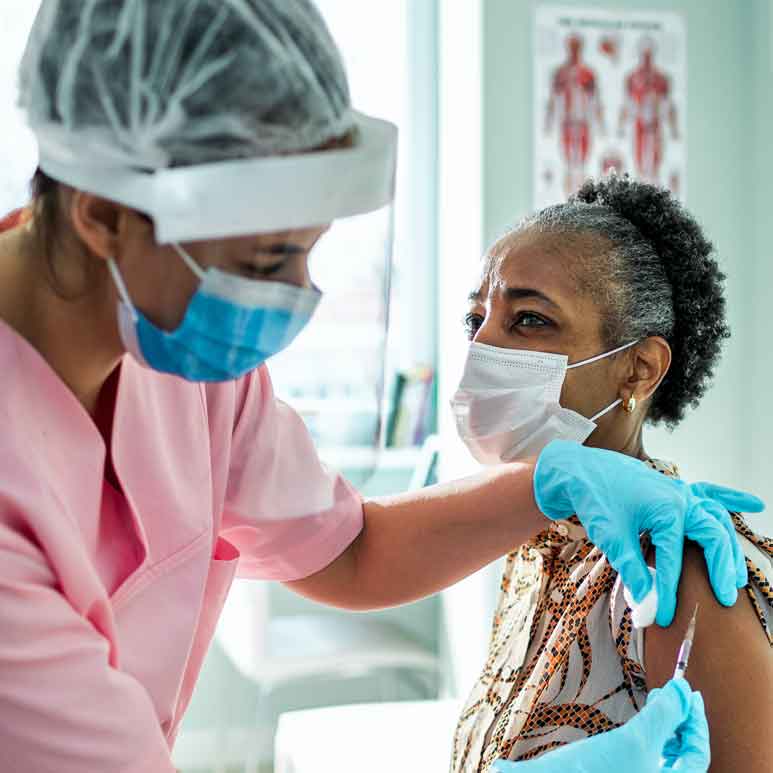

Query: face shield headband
[36,111,397,243]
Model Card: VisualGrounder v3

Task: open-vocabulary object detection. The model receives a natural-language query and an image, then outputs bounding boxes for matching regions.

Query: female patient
[450,176,773,772]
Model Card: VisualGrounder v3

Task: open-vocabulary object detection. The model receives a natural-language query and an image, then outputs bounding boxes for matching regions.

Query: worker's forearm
[288,460,545,610]
[354,460,543,608]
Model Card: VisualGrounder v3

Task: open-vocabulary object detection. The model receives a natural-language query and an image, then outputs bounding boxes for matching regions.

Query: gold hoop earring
[624,396,637,414]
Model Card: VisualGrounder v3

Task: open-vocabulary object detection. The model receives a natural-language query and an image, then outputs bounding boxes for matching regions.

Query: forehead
[211,225,328,249]
[252,226,328,243]
[474,229,590,301]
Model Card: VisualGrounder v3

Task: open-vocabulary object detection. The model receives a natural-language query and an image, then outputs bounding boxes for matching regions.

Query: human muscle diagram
[544,35,606,196]
[619,38,679,184]
[535,8,686,209]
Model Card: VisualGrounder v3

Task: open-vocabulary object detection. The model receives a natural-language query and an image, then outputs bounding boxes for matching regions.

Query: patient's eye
[463,312,484,340]
[512,311,550,329]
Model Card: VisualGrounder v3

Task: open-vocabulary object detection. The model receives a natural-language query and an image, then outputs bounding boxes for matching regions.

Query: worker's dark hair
[31,166,62,247]
[519,175,729,428]
[29,167,83,298]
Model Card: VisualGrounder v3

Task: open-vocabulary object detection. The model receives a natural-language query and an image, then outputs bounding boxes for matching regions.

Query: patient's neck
[585,424,650,463]
[616,435,649,462]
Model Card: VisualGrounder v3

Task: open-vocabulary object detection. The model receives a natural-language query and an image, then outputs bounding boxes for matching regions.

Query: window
[0,1,41,216]
[314,1,438,377]
[296,1,439,471]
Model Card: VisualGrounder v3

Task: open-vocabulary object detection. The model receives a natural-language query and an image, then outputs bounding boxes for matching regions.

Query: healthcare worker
[0,2,759,772]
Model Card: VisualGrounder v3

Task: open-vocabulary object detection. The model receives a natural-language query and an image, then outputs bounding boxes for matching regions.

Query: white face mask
[451,340,638,464]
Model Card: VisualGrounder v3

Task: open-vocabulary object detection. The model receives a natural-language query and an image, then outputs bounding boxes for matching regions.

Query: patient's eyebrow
[467,286,561,309]
[503,286,560,309]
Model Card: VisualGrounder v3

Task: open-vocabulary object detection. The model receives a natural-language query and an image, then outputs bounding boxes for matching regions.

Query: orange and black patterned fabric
[451,460,773,772]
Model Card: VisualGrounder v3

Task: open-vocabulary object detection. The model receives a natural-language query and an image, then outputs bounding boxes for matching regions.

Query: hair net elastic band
[38,112,397,243]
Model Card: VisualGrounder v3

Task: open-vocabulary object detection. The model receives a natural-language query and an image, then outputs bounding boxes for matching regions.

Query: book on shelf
[385,366,435,448]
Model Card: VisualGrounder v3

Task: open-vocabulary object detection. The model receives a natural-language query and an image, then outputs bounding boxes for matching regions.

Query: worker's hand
[659,687,710,770]
[491,678,709,773]
[533,440,763,626]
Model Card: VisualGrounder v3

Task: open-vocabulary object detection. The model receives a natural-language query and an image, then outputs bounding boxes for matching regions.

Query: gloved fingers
[677,691,711,771]
[684,504,738,607]
[635,678,692,746]
[662,736,680,768]
[700,498,748,588]
[532,440,576,520]
[662,692,711,772]
[647,517,684,627]
[623,566,658,628]
[609,548,655,607]
[644,677,690,708]
[691,481,765,514]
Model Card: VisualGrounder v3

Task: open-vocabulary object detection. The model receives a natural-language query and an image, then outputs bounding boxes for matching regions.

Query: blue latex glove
[534,440,764,626]
[491,678,710,773]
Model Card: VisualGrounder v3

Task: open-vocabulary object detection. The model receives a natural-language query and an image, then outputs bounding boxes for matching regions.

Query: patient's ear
[624,336,671,402]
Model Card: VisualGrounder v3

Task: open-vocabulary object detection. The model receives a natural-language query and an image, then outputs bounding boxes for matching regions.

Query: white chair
[274,699,464,773]
[215,581,441,772]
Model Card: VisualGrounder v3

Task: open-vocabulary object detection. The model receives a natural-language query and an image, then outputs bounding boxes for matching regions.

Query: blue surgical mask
[108,245,321,382]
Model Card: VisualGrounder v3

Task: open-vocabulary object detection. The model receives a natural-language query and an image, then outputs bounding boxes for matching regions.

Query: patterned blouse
[451,460,773,772]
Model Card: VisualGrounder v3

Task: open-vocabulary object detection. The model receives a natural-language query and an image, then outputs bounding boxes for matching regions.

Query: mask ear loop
[107,259,139,324]
[566,339,640,370]
[569,340,639,423]
[590,398,623,423]
[172,243,206,281]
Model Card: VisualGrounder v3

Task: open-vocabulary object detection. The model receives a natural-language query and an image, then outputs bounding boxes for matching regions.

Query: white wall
[748,0,773,521]
[0,1,40,214]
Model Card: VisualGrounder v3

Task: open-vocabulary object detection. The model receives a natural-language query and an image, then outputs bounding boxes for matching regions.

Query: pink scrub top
[0,316,364,771]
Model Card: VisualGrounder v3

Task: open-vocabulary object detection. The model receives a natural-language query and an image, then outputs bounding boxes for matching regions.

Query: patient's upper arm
[644,542,773,772]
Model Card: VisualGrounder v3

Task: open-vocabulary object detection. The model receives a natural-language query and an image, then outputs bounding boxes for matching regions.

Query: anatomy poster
[534,6,687,208]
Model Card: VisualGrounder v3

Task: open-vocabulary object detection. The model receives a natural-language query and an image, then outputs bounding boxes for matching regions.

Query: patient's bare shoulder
[644,542,773,772]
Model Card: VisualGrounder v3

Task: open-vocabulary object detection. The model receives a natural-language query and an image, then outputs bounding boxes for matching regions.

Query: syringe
[672,604,699,680]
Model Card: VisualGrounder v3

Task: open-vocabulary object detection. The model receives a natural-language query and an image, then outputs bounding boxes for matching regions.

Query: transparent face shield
[268,203,393,489]
[38,112,397,490]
